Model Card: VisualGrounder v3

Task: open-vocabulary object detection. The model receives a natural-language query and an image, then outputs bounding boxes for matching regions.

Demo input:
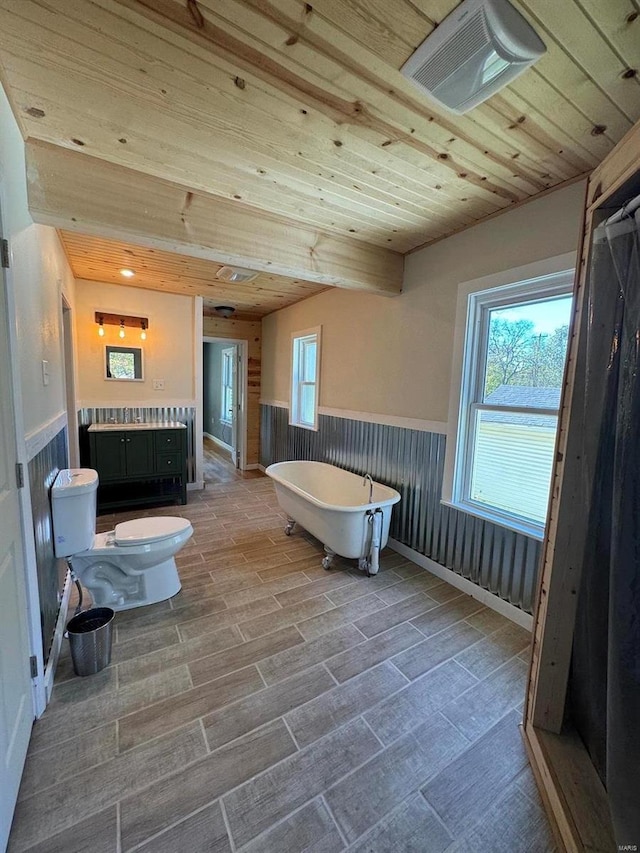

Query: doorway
[202,338,247,476]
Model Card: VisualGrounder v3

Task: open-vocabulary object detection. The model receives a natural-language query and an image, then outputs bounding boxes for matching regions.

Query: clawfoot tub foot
[322,547,335,571]
[358,557,373,577]
[284,519,296,536]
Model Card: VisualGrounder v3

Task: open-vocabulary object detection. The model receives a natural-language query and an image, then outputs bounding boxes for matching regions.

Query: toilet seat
[114,516,191,546]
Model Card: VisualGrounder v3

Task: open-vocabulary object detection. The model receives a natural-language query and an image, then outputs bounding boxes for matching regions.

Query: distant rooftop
[483,385,561,429]
[485,385,561,409]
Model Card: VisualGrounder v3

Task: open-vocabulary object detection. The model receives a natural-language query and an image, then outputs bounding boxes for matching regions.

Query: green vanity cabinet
[88,423,188,510]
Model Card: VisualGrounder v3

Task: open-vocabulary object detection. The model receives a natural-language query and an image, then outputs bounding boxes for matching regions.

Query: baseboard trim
[244,463,260,471]
[187,480,204,491]
[43,569,72,710]
[258,464,267,473]
[387,538,533,631]
[205,433,234,453]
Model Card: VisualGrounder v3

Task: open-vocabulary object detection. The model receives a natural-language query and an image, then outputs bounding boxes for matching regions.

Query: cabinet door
[92,432,127,481]
[124,431,156,478]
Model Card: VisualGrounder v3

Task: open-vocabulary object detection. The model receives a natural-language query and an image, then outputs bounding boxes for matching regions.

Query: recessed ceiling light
[119,268,135,278]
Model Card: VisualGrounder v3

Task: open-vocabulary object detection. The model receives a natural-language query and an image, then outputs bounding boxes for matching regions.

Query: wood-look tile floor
[9,474,556,853]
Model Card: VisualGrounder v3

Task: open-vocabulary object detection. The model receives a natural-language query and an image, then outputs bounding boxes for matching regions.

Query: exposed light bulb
[119,268,135,278]
[98,324,105,337]
[140,329,147,340]
[140,320,147,341]
[119,322,125,339]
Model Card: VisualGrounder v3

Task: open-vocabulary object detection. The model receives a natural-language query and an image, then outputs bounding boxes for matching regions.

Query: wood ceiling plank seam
[10,93,435,246]
[200,0,430,60]
[10,90,495,248]
[480,97,597,178]
[508,69,621,156]
[111,0,531,206]
[0,0,632,185]
[3,2,556,203]
[3,50,493,236]
[573,0,640,68]
[403,0,459,23]
[204,0,558,194]
[515,0,640,120]
[487,1,637,139]
[238,0,582,186]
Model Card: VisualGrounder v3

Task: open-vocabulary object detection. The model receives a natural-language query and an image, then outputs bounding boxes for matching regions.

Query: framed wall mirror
[105,345,144,381]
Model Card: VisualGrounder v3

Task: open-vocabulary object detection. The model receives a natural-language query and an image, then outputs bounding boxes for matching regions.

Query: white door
[0,240,33,849]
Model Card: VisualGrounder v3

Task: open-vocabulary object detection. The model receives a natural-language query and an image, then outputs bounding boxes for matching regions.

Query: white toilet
[51,468,193,611]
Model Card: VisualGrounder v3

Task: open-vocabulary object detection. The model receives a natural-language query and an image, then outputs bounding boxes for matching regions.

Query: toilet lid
[114,516,191,546]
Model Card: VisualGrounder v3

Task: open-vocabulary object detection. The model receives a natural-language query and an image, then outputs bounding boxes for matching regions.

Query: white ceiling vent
[216,265,259,283]
[401,0,545,114]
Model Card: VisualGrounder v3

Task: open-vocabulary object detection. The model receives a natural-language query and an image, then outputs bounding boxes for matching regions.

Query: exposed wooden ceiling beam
[26,139,403,295]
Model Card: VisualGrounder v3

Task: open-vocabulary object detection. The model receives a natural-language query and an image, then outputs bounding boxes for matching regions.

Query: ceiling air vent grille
[216,266,259,283]
[413,10,487,92]
[401,0,545,114]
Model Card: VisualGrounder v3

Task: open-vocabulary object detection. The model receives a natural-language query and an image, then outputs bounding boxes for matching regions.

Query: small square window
[290,328,321,430]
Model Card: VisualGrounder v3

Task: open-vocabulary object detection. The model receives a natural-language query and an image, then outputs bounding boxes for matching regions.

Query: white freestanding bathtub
[266,461,401,575]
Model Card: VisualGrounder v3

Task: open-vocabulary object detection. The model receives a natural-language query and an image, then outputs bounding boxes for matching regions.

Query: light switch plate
[153,379,165,390]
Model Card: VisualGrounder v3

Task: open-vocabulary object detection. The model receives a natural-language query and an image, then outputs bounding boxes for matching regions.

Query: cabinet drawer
[156,452,182,473]
[156,430,181,450]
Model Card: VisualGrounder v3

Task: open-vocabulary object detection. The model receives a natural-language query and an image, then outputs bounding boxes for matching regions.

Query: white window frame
[442,254,576,540]
[290,327,321,430]
[220,346,234,425]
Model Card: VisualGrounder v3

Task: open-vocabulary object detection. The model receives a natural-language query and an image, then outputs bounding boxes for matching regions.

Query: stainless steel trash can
[66,607,115,677]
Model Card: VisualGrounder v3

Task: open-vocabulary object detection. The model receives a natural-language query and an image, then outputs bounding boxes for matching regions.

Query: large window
[449,273,573,537]
[290,328,321,430]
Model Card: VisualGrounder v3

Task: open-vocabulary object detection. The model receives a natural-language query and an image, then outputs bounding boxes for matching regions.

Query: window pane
[483,295,572,407]
[108,352,135,379]
[300,383,316,425]
[302,340,317,382]
[470,409,557,524]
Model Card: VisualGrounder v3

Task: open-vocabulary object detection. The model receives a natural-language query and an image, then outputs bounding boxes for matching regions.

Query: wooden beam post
[26,139,403,295]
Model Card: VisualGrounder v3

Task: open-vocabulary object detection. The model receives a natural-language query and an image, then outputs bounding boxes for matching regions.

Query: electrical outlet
[41,360,49,386]
[153,379,165,390]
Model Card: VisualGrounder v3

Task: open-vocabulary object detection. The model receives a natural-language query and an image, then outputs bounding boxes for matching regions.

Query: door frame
[61,294,79,467]
[0,189,44,719]
[201,336,249,471]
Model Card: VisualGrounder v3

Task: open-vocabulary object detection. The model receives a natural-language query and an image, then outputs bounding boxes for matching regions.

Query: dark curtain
[569,208,640,848]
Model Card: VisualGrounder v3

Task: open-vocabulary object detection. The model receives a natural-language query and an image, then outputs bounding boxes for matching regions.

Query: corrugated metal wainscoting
[260,405,541,614]
[78,407,197,483]
[28,426,68,663]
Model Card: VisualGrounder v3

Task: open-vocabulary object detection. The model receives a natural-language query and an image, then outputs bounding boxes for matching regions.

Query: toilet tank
[51,469,99,558]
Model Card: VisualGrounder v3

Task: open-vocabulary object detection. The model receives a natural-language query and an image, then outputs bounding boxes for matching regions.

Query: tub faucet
[363,473,373,503]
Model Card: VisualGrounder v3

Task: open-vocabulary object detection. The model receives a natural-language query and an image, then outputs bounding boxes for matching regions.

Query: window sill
[289,420,319,432]
[440,499,545,541]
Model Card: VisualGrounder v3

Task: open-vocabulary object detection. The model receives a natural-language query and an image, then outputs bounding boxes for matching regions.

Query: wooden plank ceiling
[59,230,328,319]
[1,0,639,307]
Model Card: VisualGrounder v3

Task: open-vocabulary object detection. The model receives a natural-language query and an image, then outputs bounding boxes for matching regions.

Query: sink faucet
[123,407,130,424]
[363,473,374,503]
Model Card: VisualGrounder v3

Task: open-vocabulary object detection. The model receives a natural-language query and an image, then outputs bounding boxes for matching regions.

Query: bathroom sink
[88,422,186,432]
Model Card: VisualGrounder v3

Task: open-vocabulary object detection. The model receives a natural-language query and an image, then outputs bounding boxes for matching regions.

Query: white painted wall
[0,85,76,443]
[261,181,586,423]
[74,279,196,406]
